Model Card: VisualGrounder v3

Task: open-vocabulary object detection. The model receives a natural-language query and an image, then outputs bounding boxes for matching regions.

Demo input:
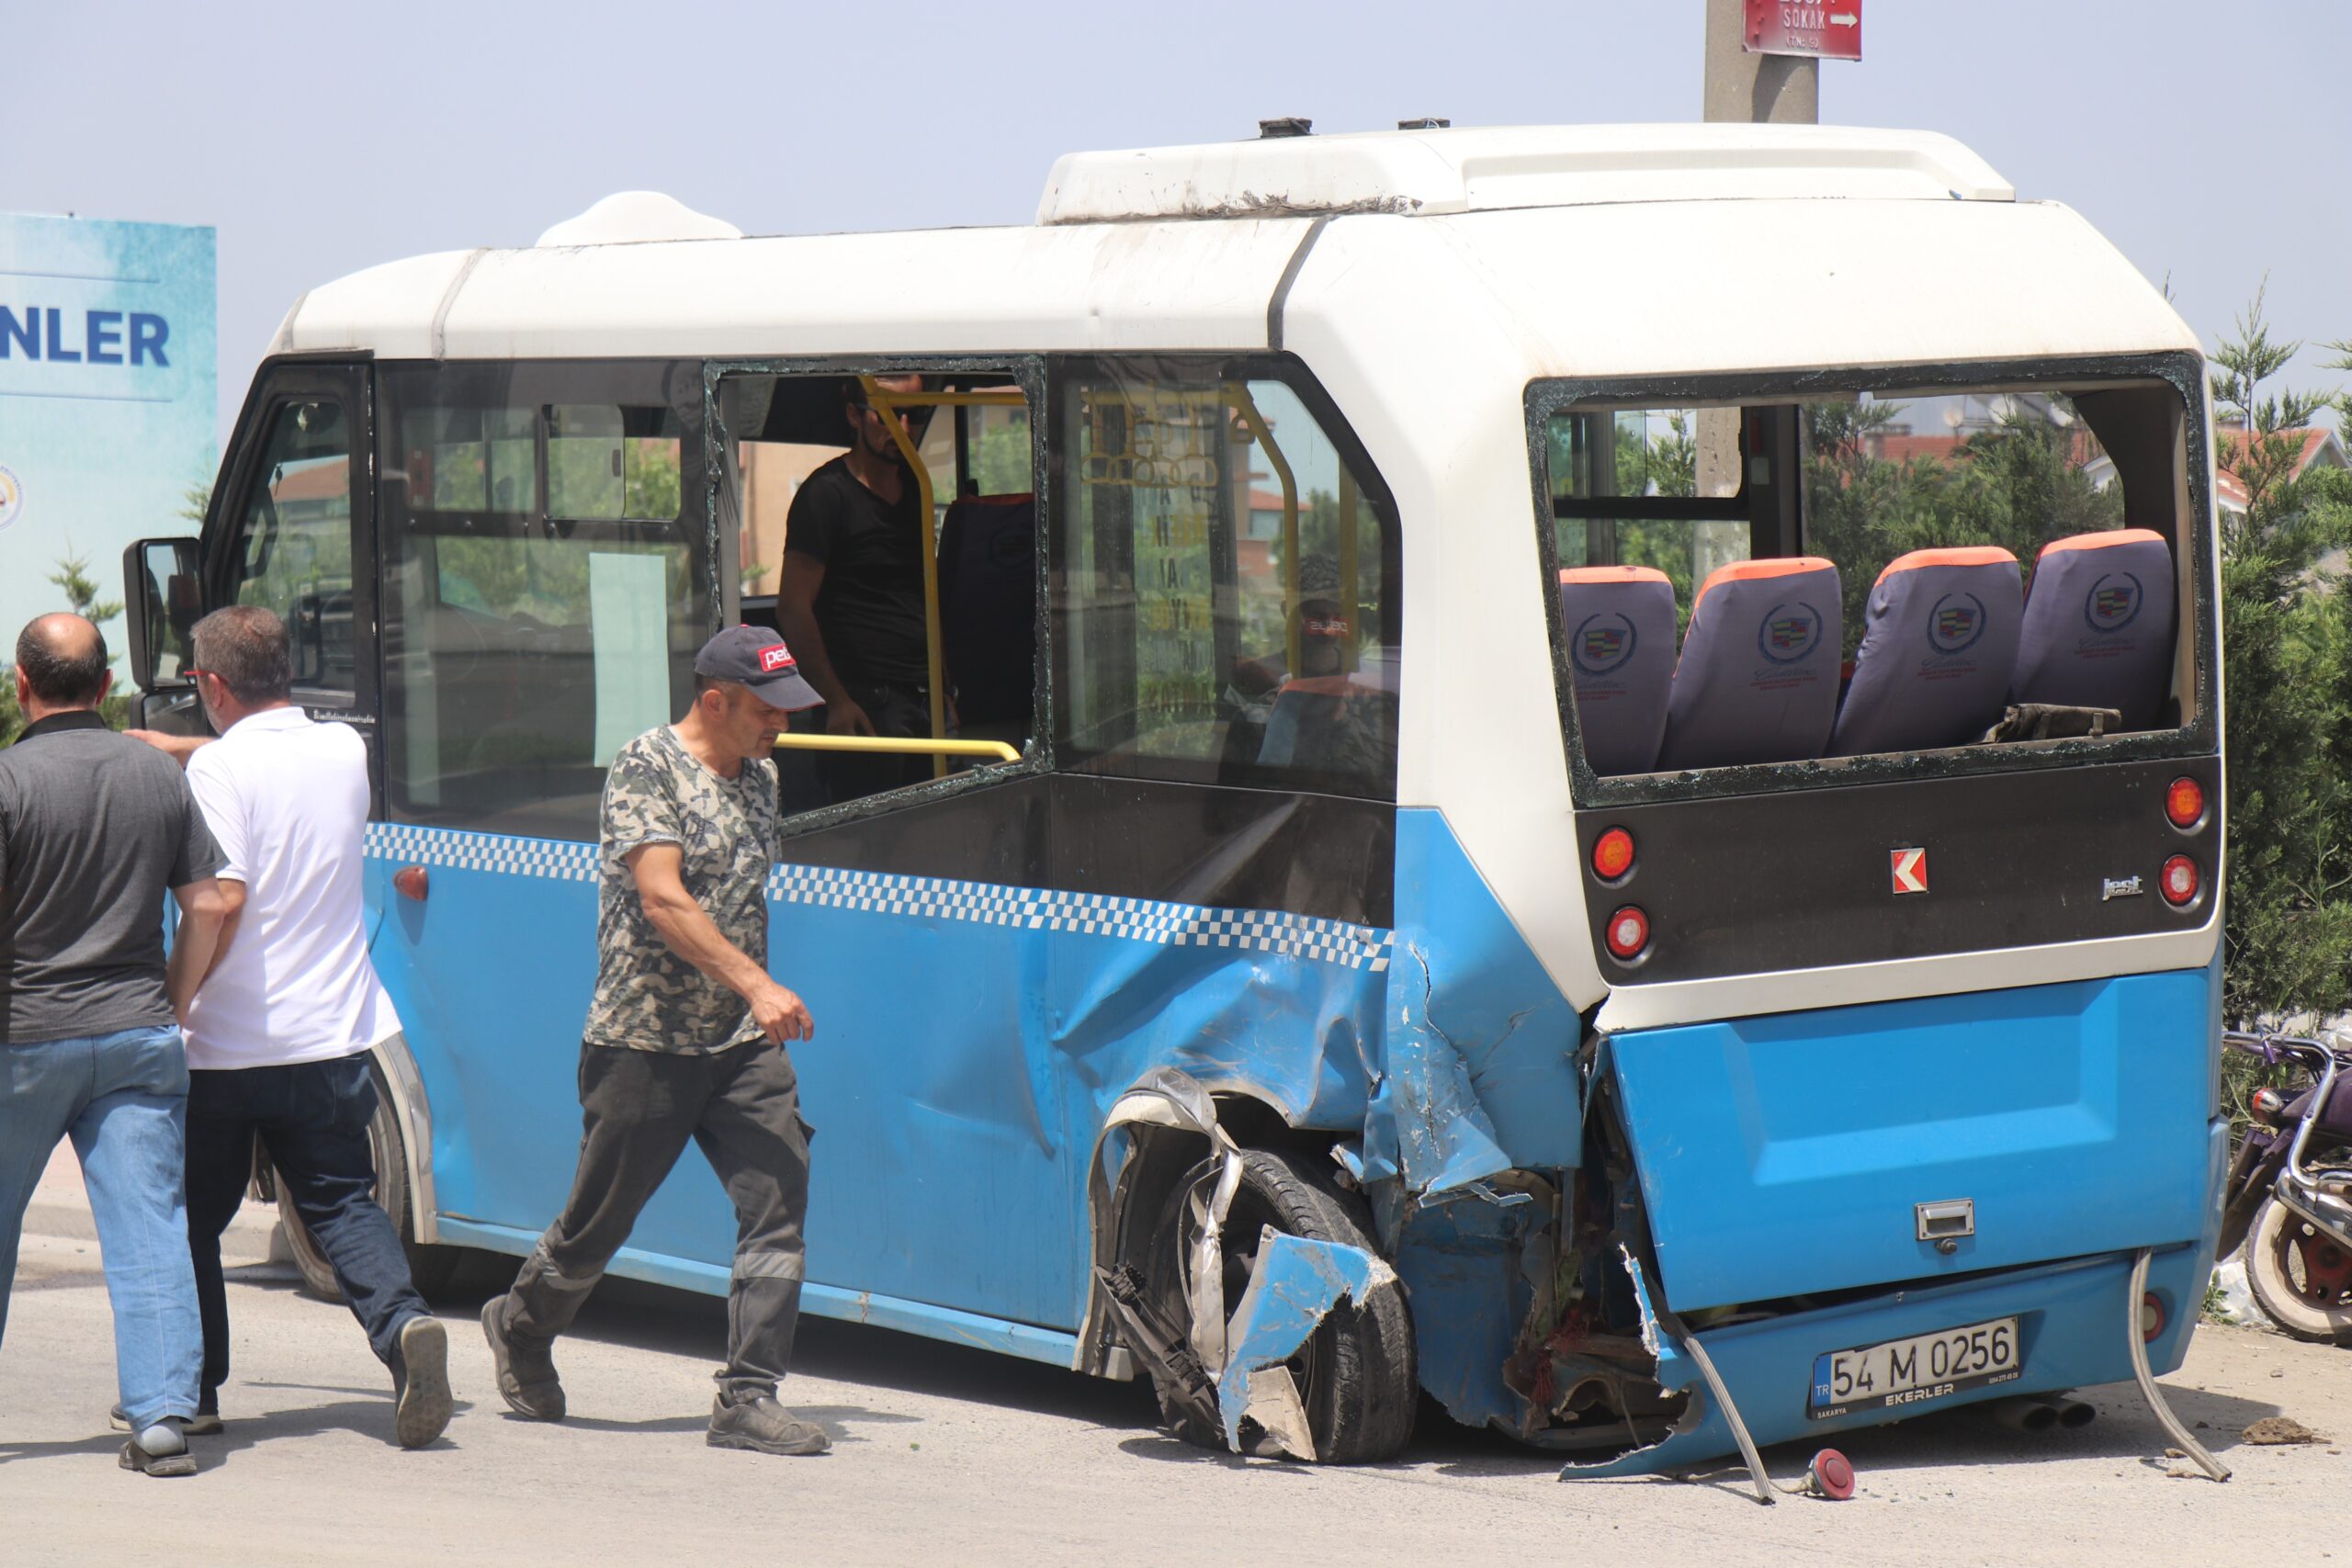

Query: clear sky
[6,0,2346,440]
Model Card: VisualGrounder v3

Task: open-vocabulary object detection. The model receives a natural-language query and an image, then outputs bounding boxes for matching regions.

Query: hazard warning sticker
[1891,847,1928,896]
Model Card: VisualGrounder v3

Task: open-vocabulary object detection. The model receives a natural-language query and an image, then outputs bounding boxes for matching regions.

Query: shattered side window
[1540,375,2195,779]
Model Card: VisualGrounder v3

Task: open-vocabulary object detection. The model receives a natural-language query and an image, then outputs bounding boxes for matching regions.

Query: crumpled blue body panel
[1216,1231,1397,1455]
[1363,809,1583,1196]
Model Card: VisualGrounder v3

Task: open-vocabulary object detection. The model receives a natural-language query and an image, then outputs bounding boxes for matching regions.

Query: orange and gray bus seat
[936,493,1037,738]
[1829,547,2023,755]
[2009,528,2176,730]
[1558,565,1677,775]
[1657,557,1843,771]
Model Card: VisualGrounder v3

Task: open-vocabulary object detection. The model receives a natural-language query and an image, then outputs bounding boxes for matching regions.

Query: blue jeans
[0,1025,202,1430]
[185,1054,426,1395]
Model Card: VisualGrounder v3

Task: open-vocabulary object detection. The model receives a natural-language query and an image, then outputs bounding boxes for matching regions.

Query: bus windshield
[1534,365,2205,786]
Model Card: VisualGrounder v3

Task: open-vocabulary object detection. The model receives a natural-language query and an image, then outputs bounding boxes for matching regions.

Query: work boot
[119,1418,198,1478]
[707,1393,829,1457]
[481,1297,565,1421]
[391,1314,453,1450]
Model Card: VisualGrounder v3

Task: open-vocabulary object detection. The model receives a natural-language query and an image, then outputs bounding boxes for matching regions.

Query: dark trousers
[185,1055,428,1400]
[814,678,935,805]
[498,1040,812,1398]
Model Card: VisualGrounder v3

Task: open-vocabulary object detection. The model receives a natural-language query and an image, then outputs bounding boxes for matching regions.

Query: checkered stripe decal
[364,823,1393,971]
[763,865,1392,971]
[364,822,599,883]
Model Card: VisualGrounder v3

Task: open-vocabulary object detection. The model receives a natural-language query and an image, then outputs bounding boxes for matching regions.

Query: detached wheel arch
[278,1062,464,1304]
[1136,1145,1417,1463]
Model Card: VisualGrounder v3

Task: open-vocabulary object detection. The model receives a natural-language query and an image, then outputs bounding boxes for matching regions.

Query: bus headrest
[2010,528,2175,730]
[1829,547,2023,756]
[1658,557,1842,771]
[1557,565,1677,775]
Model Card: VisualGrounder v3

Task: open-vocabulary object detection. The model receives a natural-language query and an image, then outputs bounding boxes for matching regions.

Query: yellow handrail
[775,734,1021,763]
[1225,383,1299,671]
[859,377,952,779]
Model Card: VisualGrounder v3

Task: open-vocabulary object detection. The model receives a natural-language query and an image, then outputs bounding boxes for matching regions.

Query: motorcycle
[2220,1031,2352,1341]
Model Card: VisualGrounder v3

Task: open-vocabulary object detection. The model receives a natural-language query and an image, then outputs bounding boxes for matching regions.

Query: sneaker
[391,1314,453,1450]
[110,1401,221,1438]
[707,1393,829,1457]
[481,1297,565,1421]
[119,1419,198,1478]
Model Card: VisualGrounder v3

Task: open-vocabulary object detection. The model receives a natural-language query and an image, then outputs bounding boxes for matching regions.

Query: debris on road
[2243,1416,2323,1445]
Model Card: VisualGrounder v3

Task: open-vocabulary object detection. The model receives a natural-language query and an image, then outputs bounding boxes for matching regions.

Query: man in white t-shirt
[142,605,451,1450]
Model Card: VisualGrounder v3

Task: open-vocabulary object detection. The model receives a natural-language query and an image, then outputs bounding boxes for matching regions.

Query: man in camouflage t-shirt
[482,626,831,1457]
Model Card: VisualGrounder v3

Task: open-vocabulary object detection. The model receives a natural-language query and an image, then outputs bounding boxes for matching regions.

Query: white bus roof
[274,123,2188,377]
[1035,122,2016,223]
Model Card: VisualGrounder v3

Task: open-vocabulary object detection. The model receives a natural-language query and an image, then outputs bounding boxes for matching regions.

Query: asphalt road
[6,1156,2351,1568]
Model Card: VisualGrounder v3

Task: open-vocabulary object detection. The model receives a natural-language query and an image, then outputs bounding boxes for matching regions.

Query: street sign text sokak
[1744,0,1861,62]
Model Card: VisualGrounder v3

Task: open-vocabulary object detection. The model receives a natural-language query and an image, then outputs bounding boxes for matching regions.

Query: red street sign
[1745,0,1862,61]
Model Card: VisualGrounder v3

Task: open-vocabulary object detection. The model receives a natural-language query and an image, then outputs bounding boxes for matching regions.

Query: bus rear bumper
[1565,1239,2209,1481]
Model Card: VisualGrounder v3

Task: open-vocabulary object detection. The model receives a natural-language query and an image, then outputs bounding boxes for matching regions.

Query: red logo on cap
[760,643,797,673]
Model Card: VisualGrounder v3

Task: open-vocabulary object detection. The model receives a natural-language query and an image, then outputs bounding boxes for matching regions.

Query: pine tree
[2211,288,2352,1027]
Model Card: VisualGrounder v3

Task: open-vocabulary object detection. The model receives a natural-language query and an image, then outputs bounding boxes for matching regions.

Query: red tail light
[1592,828,1635,882]
[2165,776,2205,829]
[2142,1292,2167,1343]
[2159,855,2199,907]
[2251,1088,2286,1126]
[1604,906,1650,962]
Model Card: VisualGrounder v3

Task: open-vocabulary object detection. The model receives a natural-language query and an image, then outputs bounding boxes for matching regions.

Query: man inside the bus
[1221,554,1392,781]
[775,374,946,805]
[1219,552,1344,763]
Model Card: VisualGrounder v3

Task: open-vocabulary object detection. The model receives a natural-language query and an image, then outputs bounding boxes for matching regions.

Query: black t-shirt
[786,456,931,686]
[0,711,223,1043]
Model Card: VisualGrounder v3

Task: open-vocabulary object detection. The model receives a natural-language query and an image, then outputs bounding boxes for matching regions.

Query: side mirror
[122,536,202,692]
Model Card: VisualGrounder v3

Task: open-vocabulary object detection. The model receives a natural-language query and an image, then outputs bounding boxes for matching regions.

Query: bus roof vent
[535,191,743,247]
[1035,123,2014,225]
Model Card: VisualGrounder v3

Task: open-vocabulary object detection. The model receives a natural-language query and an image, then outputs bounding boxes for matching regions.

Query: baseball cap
[695,625,821,711]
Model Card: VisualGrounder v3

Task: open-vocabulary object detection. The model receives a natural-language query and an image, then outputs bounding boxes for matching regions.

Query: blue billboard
[0,213,216,664]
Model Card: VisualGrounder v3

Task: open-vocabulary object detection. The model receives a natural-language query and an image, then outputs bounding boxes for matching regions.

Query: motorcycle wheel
[2245,1196,2352,1343]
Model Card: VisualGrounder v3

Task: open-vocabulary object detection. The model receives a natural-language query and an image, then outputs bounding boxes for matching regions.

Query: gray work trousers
[498,1038,813,1398]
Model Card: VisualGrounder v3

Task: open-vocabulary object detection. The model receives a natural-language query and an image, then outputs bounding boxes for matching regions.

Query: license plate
[1806,1315,2021,1420]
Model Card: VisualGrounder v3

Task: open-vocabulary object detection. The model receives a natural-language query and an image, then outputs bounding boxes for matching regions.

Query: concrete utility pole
[1692,0,1817,565]
[1702,0,1819,127]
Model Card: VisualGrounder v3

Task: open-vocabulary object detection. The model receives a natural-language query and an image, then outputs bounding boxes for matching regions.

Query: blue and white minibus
[122,122,2225,1477]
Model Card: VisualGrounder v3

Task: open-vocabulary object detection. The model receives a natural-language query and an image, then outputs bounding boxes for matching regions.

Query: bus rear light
[393,865,431,902]
[2165,776,2205,829]
[2142,1292,2167,1343]
[2159,855,2199,907]
[1591,827,1636,882]
[1604,906,1650,962]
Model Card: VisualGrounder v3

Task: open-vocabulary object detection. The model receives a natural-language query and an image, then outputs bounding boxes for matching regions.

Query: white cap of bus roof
[536,192,742,248]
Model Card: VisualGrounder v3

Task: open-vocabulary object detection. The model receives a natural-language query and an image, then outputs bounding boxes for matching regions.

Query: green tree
[2210,288,2352,1029]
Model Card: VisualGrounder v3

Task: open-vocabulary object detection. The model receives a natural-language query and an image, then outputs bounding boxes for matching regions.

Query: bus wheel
[2245,1196,2352,1343]
[278,1069,464,1305]
[1143,1146,1417,1463]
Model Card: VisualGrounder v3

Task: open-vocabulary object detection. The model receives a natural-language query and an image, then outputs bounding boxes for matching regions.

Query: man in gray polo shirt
[0,614,231,1478]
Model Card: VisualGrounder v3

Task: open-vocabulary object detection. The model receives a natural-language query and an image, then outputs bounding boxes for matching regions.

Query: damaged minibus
[121,121,2225,1483]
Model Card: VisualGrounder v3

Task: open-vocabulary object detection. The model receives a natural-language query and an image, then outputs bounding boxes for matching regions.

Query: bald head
[16,614,110,709]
